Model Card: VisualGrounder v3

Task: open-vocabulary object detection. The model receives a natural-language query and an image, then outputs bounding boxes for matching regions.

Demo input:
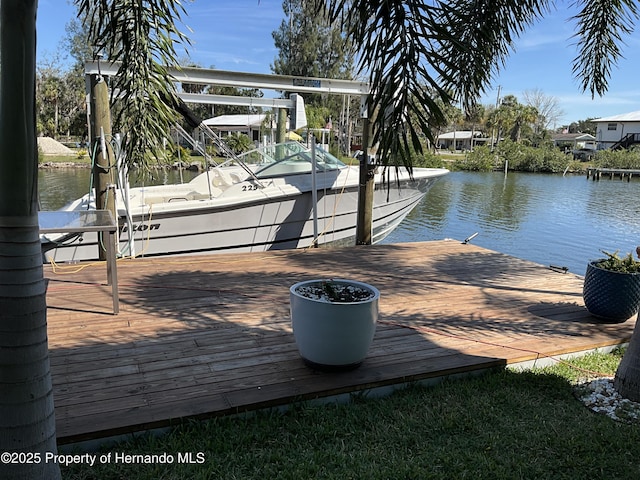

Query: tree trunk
[0,2,61,479]
[614,315,640,402]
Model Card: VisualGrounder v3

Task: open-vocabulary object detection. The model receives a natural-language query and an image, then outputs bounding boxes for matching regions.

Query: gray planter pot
[290,279,379,371]
[583,260,640,322]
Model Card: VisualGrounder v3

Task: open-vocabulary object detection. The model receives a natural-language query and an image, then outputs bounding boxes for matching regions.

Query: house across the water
[593,110,640,150]
[203,114,273,143]
[436,131,488,151]
[552,133,597,160]
[552,133,596,152]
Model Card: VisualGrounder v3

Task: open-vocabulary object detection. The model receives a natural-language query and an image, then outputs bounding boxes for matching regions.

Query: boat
[41,141,448,262]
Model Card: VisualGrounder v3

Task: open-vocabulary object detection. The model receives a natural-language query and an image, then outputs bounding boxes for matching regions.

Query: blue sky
[36,1,640,125]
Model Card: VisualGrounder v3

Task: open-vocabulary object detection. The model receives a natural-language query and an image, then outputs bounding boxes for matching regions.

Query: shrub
[169,145,192,163]
[540,148,571,173]
[495,141,570,173]
[495,139,525,170]
[595,250,640,274]
[453,145,495,171]
[594,149,640,169]
[224,133,253,155]
[413,150,446,168]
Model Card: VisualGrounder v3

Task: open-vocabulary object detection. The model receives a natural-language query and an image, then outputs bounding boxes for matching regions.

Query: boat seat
[189,189,221,200]
[212,169,234,187]
[229,172,244,183]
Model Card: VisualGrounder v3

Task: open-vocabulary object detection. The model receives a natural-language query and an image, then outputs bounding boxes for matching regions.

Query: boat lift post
[310,135,319,247]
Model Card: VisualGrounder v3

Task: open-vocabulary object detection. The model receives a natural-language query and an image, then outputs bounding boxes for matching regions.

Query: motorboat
[41,141,448,262]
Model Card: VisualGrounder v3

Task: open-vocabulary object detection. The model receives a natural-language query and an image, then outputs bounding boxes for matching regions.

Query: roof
[552,133,596,141]
[437,131,484,140]
[593,110,640,123]
[202,114,266,128]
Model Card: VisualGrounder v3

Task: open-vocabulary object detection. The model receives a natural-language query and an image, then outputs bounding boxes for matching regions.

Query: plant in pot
[289,278,379,371]
[583,249,640,322]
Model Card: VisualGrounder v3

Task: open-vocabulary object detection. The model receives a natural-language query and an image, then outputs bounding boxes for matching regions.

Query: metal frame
[85,61,370,118]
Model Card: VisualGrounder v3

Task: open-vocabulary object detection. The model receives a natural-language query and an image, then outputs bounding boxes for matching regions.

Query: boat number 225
[242,184,259,191]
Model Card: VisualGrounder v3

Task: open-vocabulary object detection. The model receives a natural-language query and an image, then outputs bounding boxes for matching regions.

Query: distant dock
[587,167,640,181]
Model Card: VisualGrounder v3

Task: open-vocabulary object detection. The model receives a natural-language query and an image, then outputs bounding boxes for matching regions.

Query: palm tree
[465,103,486,151]
[0,2,62,479]
[77,0,190,169]
[0,1,187,478]
[510,104,539,143]
[318,0,637,167]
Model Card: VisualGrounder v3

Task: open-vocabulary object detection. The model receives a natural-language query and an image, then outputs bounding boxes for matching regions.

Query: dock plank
[44,240,635,444]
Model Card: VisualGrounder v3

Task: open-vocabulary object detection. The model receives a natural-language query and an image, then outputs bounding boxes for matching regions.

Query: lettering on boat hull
[120,223,161,233]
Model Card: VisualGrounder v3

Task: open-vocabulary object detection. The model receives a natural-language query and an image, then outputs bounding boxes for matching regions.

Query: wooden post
[89,75,117,260]
[275,107,287,160]
[356,96,375,245]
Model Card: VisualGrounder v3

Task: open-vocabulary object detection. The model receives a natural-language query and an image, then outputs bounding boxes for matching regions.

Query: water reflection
[384,171,640,276]
[38,168,199,210]
[458,173,532,232]
[38,168,640,276]
[585,180,640,226]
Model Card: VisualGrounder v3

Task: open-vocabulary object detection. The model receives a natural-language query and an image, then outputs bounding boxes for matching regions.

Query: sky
[36,0,640,126]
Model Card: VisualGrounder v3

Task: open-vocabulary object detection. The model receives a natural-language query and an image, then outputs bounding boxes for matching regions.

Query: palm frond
[571,0,639,97]
[320,0,553,168]
[75,0,191,169]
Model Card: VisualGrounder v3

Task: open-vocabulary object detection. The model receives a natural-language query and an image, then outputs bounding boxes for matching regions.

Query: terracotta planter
[289,279,379,370]
[583,260,640,322]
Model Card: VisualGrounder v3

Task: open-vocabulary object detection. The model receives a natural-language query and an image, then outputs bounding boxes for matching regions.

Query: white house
[203,114,271,143]
[593,110,640,150]
[436,131,488,151]
[552,133,596,152]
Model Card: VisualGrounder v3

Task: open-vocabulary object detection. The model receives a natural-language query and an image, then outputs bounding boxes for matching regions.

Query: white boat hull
[42,144,447,262]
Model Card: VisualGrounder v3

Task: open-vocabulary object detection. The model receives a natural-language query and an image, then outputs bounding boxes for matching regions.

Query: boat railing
[173,123,217,166]
[173,122,264,188]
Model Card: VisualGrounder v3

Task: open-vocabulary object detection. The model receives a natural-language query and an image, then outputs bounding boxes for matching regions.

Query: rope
[305,163,354,249]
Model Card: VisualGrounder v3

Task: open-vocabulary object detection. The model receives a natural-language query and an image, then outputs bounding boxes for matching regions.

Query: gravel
[38,136,75,155]
[576,377,640,423]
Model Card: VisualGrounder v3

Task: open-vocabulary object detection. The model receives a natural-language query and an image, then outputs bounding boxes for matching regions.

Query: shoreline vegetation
[447,141,640,174]
[39,138,640,175]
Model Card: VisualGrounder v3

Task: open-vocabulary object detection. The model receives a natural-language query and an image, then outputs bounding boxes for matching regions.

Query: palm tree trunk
[0,1,61,478]
[614,316,640,402]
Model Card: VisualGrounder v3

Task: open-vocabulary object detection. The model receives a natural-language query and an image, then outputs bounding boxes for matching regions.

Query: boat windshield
[239,142,346,179]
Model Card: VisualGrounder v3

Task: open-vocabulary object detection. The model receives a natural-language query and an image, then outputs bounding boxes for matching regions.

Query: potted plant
[289,278,379,371]
[583,249,640,322]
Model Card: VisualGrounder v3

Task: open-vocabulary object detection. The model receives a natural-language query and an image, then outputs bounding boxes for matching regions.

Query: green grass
[62,349,640,479]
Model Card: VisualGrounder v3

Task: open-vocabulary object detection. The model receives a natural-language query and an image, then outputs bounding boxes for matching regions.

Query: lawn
[60,348,640,479]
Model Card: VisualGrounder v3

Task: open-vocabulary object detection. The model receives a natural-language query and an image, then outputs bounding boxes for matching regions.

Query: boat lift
[84,61,370,127]
[84,62,377,245]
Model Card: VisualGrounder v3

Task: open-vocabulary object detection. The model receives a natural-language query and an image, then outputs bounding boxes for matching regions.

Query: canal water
[38,168,640,276]
[383,171,640,275]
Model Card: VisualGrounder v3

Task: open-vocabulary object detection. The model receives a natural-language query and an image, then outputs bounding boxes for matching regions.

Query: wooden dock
[44,240,635,445]
[586,167,640,181]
